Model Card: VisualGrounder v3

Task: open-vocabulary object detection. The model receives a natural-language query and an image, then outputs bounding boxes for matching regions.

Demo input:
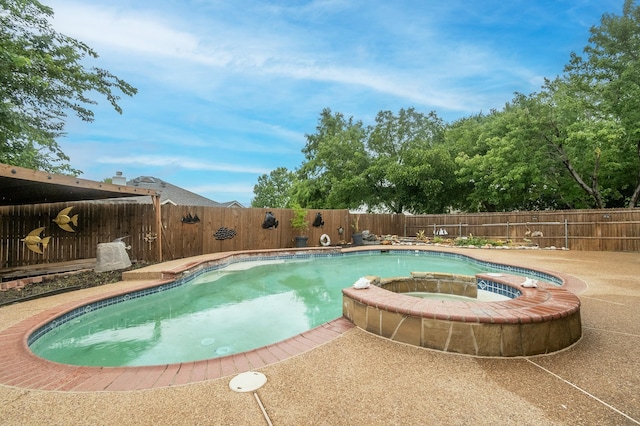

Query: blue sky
[46,0,622,207]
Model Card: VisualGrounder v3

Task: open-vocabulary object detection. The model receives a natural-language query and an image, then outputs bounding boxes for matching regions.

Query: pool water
[30,253,495,367]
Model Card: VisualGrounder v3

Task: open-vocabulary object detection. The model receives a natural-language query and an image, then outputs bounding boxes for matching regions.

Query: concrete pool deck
[0,247,639,425]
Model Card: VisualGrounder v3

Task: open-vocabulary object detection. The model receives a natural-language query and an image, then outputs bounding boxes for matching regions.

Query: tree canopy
[251,167,297,208]
[0,0,136,174]
[365,108,456,213]
[274,108,459,214]
[253,1,640,212]
[290,108,370,209]
[563,0,640,207]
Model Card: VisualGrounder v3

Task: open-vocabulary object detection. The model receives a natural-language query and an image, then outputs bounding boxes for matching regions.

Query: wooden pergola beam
[1,163,163,262]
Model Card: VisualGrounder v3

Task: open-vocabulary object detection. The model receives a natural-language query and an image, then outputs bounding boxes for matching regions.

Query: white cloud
[97,155,270,175]
[47,0,520,114]
[50,2,207,61]
[50,1,287,69]
[190,183,256,195]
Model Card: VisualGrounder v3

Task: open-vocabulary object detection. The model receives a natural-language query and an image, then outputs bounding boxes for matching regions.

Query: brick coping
[341,269,583,356]
[342,273,581,324]
[0,246,585,391]
[0,309,352,392]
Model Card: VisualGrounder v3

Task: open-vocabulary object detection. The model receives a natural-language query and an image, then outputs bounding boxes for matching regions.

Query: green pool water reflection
[30,253,492,367]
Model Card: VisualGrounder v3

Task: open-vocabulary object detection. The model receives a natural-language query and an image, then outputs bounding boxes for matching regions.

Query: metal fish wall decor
[214,227,237,240]
[21,227,51,254]
[181,213,200,224]
[53,206,79,232]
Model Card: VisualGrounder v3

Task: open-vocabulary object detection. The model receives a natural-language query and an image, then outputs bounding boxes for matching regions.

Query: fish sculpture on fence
[262,212,279,229]
[181,213,200,224]
[21,227,51,254]
[53,206,79,232]
[312,212,325,228]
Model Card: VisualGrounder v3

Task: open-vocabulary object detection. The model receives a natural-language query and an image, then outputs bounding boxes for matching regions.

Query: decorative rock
[94,242,131,273]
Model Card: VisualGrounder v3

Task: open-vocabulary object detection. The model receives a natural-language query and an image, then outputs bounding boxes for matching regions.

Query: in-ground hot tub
[342,272,582,357]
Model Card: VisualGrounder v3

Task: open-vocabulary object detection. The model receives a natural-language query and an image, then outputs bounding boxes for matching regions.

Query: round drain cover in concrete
[229,372,267,392]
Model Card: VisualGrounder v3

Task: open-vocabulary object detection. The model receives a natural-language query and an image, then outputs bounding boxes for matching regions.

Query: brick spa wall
[342,272,582,357]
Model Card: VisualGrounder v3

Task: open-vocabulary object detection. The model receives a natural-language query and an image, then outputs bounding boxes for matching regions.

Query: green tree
[385,143,458,213]
[451,101,562,212]
[563,0,640,207]
[292,108,369,209]
[537,79,629,208]
[445,113,490,211]
[451,82,630,212]
[0,0,137,174]
[290,107,458,213]
[366,108,454,213]
[251,167,296,208]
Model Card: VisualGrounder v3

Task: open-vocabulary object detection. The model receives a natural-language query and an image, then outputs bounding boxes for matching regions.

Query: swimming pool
[29,250,561,367]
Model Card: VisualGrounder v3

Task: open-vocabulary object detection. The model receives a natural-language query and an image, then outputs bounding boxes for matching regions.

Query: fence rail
[1,203,639,273]
[405,209,640,251]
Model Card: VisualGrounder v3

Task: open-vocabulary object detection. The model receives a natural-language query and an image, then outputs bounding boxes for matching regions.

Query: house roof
[217,200,246,208]
[0,164,158,206]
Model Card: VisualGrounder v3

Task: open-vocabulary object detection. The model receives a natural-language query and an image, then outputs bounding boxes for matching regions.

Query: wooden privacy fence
[0,203,404,269]
[1,203,638,272]
[160,207,351,261]
[405,209,640,252]
[0,202,157,270]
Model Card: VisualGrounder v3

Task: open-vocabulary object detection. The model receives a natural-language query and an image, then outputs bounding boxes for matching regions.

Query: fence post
[153,195,162,262]
[564,219,568,249]
[506,221,509,242]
